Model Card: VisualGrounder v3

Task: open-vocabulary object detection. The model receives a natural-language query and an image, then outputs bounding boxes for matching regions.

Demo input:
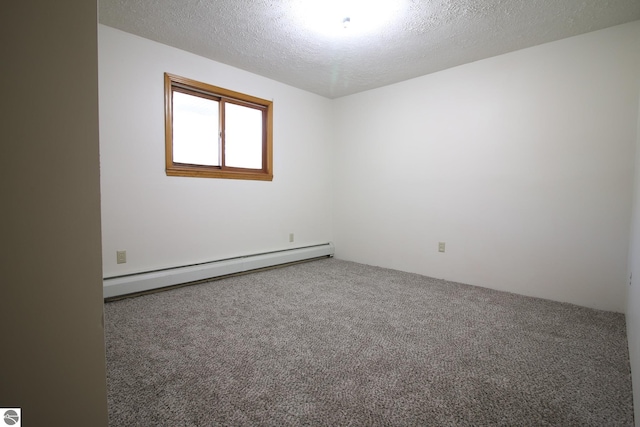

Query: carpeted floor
[105,258,633,426]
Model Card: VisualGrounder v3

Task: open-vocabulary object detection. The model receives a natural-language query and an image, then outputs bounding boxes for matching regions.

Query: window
[164,73,273,181]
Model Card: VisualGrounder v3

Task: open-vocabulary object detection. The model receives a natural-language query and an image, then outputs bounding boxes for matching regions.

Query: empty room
[5,0,640,426]
[98,0,640,425]
[97,1,640,423]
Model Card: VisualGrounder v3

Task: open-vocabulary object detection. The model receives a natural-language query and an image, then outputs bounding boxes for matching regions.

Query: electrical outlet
[289,233,294,243]
[116,250,127,264]
[438,242,446,253]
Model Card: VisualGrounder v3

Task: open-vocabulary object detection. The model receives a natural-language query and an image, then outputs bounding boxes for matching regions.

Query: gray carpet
[105,258,633,426]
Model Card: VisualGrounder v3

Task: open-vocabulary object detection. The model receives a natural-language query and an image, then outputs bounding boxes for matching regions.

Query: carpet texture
[105,258,633,426]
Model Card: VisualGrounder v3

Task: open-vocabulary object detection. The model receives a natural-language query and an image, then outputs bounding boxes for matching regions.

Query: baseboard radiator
[103,242,335,299]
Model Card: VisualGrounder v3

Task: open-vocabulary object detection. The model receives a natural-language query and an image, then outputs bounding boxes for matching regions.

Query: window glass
[225,103,263,169]
[172,91,219,166]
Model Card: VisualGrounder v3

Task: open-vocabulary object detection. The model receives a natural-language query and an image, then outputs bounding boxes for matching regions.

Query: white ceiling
[98,0,640,99]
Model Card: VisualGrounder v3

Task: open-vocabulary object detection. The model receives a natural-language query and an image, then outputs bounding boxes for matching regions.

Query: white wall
[99,26,333,278]
[333,21,640,312]
[626,86,640,424]
[2,2,108,425]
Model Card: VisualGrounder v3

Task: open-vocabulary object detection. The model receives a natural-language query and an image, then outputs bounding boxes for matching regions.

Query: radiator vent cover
[103,242,334,298]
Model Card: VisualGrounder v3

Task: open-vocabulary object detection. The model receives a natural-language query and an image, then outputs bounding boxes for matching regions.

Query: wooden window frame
[164,73,273,181]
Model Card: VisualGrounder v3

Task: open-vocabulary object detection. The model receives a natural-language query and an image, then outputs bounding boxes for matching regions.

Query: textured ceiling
[99,0,640,99]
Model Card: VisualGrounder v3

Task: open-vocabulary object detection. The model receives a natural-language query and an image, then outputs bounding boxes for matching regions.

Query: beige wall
[1,2,108,425]
[626,86,640,426]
